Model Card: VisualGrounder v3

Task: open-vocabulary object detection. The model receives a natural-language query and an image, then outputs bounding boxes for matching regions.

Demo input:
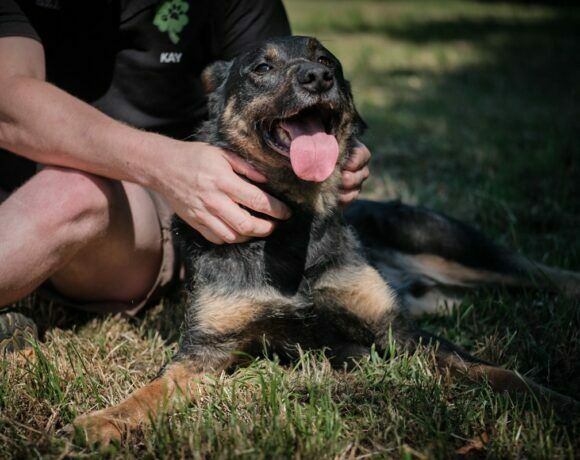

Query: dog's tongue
[280,115,339,182]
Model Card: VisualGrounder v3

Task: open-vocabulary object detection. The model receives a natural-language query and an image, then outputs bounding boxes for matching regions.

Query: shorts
[1,152,183,317]
[40,190,183,317]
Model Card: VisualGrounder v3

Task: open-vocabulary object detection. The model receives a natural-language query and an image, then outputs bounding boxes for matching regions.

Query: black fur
[345,199,517,274]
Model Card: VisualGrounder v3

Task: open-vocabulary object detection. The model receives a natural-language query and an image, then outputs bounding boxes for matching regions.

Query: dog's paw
[70,411,127,446]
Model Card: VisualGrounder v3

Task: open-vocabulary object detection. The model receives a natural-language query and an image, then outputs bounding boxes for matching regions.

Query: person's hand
[339,138,370,207]
[158,142,291,244]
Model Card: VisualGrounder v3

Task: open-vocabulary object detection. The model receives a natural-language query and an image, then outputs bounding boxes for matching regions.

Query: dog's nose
[296,63,334,94]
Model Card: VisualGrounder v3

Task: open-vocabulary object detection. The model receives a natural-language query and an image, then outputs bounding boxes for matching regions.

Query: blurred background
[285,0,579,268]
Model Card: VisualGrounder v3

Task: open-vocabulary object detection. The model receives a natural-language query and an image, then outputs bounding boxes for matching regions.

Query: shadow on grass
[12,286,186,346]
[358,11,579,247]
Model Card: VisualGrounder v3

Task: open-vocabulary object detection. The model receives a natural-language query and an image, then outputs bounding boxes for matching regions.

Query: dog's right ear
[201,60,232,93]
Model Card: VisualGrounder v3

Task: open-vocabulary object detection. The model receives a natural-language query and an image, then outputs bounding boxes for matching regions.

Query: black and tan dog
[73,36,580,444]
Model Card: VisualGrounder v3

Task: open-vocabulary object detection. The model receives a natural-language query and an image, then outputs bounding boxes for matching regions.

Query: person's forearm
[0,76,175,189]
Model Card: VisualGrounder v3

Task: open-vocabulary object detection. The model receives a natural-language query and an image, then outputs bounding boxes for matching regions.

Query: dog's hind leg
[429,333,580,413]
[346,200,580,315]
[314,263,580,412]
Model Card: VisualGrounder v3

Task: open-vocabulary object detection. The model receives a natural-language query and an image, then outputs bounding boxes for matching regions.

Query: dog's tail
[345,200,580,315]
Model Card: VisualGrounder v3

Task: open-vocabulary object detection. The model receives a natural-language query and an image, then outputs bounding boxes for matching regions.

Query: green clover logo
[153,0,190,45]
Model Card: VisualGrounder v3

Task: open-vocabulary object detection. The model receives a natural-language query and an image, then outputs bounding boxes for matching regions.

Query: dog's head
[199,36,365,211]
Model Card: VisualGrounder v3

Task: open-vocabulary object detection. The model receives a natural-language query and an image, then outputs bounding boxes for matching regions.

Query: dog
[72,36,580,444]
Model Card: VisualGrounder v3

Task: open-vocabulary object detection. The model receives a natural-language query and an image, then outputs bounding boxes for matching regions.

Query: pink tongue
[280,115,339,182]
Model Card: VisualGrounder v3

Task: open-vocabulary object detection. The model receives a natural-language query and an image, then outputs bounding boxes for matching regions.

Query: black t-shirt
[0,0,290,136]
[0,0,290,189]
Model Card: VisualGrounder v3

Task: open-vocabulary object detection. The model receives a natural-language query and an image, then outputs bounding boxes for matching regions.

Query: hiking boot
[0,310,38,354]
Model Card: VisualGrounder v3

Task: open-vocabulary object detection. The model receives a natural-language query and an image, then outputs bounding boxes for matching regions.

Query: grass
[2,0,580,457]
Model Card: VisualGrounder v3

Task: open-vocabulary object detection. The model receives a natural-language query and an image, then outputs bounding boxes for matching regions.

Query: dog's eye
[254,63,273,73]
[317,56,333,67]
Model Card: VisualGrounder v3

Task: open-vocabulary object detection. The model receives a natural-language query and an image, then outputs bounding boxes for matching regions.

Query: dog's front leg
[71,355,231,445]
[313,263,404,358]
[72,288,283,445]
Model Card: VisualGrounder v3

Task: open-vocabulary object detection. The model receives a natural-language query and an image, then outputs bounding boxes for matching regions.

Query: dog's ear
[344,79,368,136]
[201,60,232,93]
[353,109,368,137]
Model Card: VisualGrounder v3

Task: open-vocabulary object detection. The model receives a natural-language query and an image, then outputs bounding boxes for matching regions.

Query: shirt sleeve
[219,0,291,60]
[0,0,41,41]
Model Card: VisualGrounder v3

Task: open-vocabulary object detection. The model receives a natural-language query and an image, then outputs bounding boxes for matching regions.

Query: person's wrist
[135,134,188,193]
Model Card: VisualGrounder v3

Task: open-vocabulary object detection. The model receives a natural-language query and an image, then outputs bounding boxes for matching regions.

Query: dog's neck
[260,168,342,216]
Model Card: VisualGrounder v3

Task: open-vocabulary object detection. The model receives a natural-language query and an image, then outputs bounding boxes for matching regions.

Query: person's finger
[208,196,276,238]
[341,168,369,191]
[338,189,360,207]
[224,176,291,220]
[343,142,371,172]
[188,221,225,245]
[223,151,268,184]
[196,211,250,244]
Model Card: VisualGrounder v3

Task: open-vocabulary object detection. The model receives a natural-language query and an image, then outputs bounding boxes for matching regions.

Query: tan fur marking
[195,289,288,335]
[200,67,214,93]
[195,294,261,335]
[222,94,285,169]
[395,253,521,287]
[372,247,580,299]
[414,254,580,295]
[265,47,279,60]
[222,97,237,126]
[72,362,206,444]
[317,265,397,324]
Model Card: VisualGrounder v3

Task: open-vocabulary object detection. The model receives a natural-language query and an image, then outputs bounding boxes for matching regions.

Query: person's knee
[32,166,114,242]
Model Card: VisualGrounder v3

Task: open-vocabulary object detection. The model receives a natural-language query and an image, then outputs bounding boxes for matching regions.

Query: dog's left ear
[201,60,232,93]
[352,109,368,137]
[344,80,368,136]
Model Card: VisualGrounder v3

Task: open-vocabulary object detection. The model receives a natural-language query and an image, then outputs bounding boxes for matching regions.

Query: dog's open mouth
[262,105,340,182]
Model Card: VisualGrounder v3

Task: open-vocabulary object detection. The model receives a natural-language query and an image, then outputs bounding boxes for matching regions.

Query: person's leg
[0,186,38,353]
[0,166,163,308]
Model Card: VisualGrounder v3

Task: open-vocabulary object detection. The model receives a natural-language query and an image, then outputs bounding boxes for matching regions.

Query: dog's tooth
[276,126,291,146]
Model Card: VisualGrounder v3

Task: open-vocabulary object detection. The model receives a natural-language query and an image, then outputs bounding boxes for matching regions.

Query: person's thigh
[49,179,164,304]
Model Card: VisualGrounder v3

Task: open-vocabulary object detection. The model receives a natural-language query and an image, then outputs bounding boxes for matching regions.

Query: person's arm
[0,36,290,244]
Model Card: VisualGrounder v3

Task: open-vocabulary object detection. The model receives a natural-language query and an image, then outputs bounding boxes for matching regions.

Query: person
[0,0,370,351]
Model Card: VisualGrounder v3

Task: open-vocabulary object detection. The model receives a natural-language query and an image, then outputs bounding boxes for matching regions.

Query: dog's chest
[192,214,353,297]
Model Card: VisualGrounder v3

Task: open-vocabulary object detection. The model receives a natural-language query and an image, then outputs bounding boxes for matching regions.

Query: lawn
[2,0,579,458]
